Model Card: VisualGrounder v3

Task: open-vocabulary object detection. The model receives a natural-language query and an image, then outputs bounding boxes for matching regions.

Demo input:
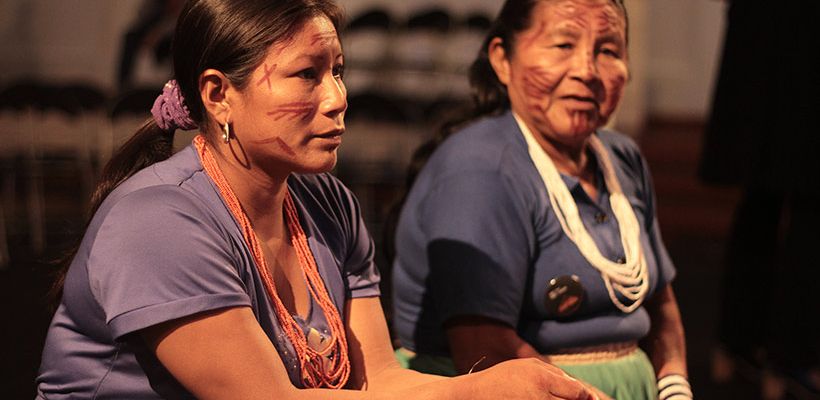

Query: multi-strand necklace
[195,135,350,388]
[515,114,648,313]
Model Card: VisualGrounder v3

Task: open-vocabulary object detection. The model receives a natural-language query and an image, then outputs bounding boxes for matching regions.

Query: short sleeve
[87,186,251,340]
[419,171,533,328]
[641,164,677,285]
[341,187,380,298]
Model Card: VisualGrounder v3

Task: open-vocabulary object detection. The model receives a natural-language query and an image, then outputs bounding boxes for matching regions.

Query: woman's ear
[199,69,233,124]
[488,37,511,86]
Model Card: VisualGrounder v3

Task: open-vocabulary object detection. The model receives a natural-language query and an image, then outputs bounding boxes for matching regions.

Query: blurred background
[0,0,802,398]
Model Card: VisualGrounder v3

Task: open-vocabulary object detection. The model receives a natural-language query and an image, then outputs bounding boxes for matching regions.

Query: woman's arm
[142,302,593,400]
[344,296,594,399]
[446,315,541,373]
[640,284,688,378]
[142,306,381,400]
[344,296,444,390]
[445,316,611,400]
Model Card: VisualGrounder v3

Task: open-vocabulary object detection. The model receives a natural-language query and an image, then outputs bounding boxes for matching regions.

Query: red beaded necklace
[194,135,350,388]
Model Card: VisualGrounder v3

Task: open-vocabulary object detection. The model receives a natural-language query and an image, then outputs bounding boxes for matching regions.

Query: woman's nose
[320,76,347,117]
[569,48,600,83]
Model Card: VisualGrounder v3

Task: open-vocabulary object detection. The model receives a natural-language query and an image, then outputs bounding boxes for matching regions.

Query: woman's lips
[314,129,344,146]
[561,95,599,110]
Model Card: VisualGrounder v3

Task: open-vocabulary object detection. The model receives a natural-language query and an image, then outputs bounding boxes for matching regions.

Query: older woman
[35,1,593,399]
[392,1,689,399]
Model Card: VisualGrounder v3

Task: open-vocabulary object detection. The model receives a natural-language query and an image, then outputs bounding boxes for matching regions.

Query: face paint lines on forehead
[266,102,316,122]
[552,1,624,35]
[310,31,338,47]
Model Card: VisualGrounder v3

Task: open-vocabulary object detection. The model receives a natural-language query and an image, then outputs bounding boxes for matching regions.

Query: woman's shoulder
[288,173,359,220]
[94,184,219,240]
[289,172,352,203]
[287,173,366,254]
[93,147,222,231]
[429,112,526,175]
[597,128,640,151]
[596,128,647,172]
[442,112,520,150]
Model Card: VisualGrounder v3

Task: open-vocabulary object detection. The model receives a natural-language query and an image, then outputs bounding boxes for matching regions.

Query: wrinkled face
[502,0,628,147]
[230,15,346,174]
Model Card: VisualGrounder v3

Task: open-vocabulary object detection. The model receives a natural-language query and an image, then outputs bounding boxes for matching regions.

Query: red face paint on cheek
[523,66,560,96]
[275,137,296,156]
[521,65,563,114]
[266,102,316,122]
[601,75,626,116]
[249,136,297,156]
[522,74,550,115]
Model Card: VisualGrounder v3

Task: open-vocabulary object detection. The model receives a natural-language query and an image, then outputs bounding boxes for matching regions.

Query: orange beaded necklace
[194,135,350,388]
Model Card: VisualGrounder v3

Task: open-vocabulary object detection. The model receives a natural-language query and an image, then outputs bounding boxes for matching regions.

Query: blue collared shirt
[392,110,675,355]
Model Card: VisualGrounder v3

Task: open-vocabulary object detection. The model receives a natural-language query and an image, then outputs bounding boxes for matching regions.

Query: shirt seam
[91,345,120,399]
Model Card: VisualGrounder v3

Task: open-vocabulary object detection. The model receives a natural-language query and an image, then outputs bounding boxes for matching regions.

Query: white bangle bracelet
[658,374,692,400]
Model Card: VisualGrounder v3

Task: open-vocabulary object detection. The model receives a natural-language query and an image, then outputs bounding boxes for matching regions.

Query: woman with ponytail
[391,1,690,399]
[35,1,594,399]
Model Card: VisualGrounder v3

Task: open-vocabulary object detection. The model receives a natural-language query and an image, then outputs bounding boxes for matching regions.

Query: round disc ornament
[545,275,585,317]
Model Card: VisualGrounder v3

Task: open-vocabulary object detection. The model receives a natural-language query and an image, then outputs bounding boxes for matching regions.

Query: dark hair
[50,0,344,305]
[383,0,628,263]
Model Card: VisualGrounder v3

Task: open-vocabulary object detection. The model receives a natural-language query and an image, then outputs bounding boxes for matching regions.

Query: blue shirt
[36,144,380,398]
[392,111,675,356]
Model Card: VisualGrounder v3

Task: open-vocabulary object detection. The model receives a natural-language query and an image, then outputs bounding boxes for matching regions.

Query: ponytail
[90,120,174,210]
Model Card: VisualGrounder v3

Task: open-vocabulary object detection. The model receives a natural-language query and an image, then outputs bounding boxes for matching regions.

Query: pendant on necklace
[307,327,333,372]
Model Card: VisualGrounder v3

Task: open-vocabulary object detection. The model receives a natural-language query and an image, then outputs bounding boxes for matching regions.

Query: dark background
[1,0,807,398]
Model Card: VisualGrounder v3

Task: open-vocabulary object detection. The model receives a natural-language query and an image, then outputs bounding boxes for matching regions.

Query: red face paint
[504,0,628,146]
[310,31,338,47]
[266,102,316,122]
[256,63,277,91]
[520,19,547,50]
[274,137,296,156]
[250,136,297,157]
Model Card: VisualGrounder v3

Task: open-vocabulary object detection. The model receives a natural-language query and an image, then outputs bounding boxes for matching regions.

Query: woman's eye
[600,48,621,58]
[332,64,345,79]
[555,43,574,50]
[297,68,318,80]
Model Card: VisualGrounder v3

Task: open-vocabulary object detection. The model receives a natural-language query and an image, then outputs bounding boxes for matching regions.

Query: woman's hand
[462,358,595,400]
[345,298,592,399]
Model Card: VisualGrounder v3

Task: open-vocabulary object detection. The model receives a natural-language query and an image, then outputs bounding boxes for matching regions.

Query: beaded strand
[194,135,350,388]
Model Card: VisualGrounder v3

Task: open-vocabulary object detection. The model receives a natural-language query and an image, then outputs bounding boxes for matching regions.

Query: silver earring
[222,121,231,144]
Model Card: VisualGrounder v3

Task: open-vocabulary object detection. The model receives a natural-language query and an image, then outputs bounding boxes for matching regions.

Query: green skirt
[395,347,657,400]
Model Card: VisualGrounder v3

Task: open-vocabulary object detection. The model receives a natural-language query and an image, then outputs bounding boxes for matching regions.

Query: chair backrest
[0,81,47,112]
[346,8,392,32]
[109,88,161,120]
[346,91,418,124]
[406,8,451,32]
[62,84,108,113]
[464,12,492,32]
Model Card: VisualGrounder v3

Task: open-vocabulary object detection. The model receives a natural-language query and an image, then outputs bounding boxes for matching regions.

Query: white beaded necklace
[514,113,648,313]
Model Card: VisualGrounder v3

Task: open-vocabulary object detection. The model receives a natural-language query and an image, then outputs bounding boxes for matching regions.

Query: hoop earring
[222,121,231,144]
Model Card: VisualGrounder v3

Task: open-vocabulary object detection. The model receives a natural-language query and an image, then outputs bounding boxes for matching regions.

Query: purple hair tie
[151,80,197,131]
